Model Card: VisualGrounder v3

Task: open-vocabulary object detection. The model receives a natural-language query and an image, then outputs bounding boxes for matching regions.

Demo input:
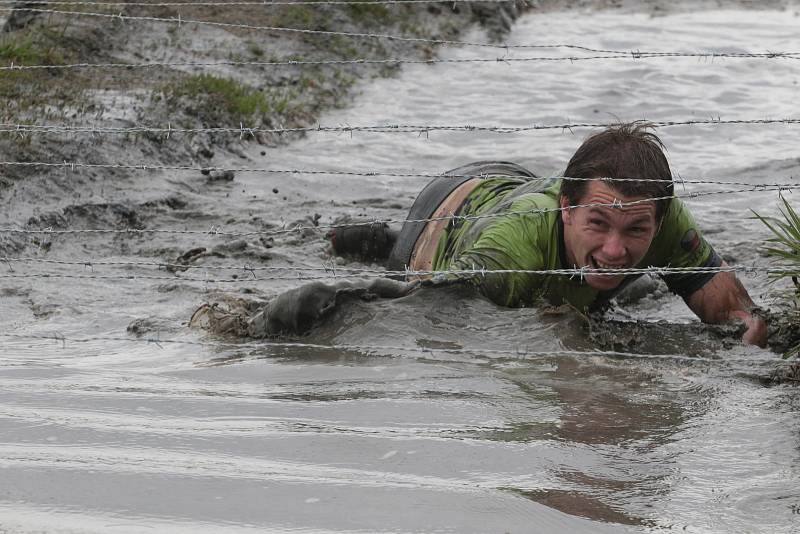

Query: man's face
[560,181,658,291]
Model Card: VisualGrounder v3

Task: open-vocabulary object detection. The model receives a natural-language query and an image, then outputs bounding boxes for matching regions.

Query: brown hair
[561,122,674,221]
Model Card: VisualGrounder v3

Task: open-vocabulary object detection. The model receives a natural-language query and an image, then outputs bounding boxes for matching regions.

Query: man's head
[559,122,674,291]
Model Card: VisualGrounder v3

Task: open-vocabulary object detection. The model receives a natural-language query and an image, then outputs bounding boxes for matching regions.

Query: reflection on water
[2,5,800,534]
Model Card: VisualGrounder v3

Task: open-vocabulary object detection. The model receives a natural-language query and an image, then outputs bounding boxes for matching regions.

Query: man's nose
[602,233,627,259]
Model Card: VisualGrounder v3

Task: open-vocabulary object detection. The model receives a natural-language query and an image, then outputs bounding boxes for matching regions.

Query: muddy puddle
[2,5,800,533]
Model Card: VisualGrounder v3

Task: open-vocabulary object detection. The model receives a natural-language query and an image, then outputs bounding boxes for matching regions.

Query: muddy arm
[684,263,767,347]
[247,278,417,337]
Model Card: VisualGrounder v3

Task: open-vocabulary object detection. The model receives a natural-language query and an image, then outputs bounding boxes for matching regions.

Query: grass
[162,74,271,122]
[0,37,56,65]
[0,25,99,120]
[754,195,800,356]
[346,4,393,26]
[157,74,301,128]
[0,34,64,105]
[273,6,317,28]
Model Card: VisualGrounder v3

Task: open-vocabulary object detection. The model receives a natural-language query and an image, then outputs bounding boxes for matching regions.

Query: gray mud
[2,0,800,533]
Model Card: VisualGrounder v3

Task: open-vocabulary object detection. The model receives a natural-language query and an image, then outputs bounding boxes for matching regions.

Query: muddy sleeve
[247,279,417,337]
[646,199,722,298]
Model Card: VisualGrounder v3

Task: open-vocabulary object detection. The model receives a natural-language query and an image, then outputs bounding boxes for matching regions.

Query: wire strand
[0,256,780,275]
[9,51,800,71]
[0,332,789,365]
[5,7,800,58]
[2,256,797,278]
[5,51,800,71]
[0,7,608,50]
[0,55,625,71]
[0,160,797,191]
[0,265,796,283]
[0,0,524,5]
[1,186,795,238]
[4,118,800,136]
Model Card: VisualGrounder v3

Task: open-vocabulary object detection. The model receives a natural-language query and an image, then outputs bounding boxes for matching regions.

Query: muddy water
[2,6,800,533]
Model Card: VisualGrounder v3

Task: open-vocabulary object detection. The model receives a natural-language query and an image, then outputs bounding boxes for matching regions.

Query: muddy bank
[0,1,525,180]
[0,0,535,261]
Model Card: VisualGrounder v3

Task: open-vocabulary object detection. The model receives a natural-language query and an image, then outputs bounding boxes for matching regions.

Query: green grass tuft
[167,74,271,121]
[0,38,44,64]
[346,4,393,25]
[754,195,800,356]
[0,34,64,65]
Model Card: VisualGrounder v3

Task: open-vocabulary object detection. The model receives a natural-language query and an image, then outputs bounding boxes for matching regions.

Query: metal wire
[6,7,800,59]
[0,265,797,283]
[0,186,795,239]
[4,118,800,136]
[0,7,605,50]
[0,55,626,71]
[3,255,797,279]
[0,160,797,191]
[0,0,523,5]
[0,332,789,365]
[7,51,800,71]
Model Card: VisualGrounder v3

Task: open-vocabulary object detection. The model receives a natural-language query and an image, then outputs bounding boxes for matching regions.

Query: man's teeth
[591,257,625,269]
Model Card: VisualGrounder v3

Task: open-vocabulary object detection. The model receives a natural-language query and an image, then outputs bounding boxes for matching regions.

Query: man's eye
[588,219,606,227]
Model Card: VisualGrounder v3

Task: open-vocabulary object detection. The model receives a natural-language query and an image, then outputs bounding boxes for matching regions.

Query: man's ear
[560,195,572,225]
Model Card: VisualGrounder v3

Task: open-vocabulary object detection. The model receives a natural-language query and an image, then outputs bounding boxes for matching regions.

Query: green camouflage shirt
[431,177,720,310]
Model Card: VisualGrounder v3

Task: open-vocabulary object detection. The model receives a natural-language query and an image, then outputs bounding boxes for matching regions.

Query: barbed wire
[0,55,620,71]
[0,0,523,5]
[7,51,800,72]
[0,160,797,190]
[2,256,798,278]
[0,332,789,365]
[0,265,797,283]
[1,186,795,239]
[6,51,800,72]
[0,8,618,51]
[4,118,800,136]
[5,7,800,59]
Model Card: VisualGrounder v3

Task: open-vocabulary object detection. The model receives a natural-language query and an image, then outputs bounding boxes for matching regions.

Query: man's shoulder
[645,197,717,268]
[503,179,561,219]
[653,197,693,243]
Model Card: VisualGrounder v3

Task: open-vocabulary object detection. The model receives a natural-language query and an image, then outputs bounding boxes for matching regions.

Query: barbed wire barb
[148,332,165,349]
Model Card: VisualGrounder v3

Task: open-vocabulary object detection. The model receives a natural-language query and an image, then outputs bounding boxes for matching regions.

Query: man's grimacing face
[560,181,659,291]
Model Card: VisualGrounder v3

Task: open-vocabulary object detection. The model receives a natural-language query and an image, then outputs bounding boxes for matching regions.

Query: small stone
[208,170,235,182]
[272,188,279,194]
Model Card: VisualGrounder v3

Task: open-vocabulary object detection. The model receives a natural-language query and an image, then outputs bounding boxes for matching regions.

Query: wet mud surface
[2,1,800,533]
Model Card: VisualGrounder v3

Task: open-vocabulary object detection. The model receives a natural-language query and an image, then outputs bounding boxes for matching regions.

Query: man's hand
[729,309,768,348]
[685,264,767,347]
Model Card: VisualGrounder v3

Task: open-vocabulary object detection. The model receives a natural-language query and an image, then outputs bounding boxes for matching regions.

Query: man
[196,123,767,346]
